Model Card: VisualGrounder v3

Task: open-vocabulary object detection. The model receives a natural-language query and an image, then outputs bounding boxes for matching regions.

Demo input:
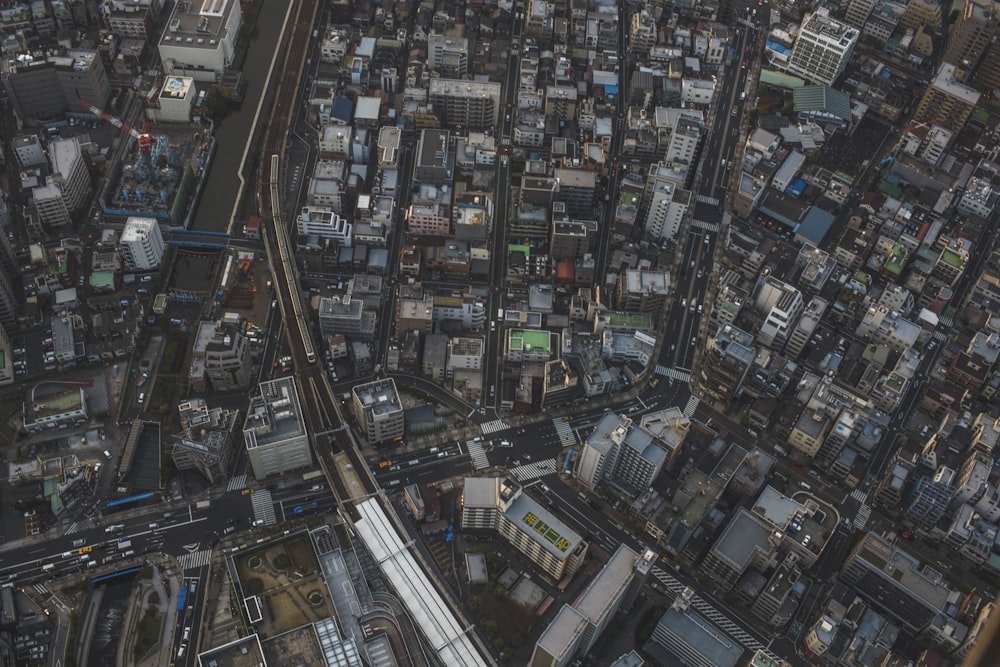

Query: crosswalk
[932,330,948,342]
[251,490,276,526]
[683,395,700,416]
[855,504,872,531]
[177,549,212,570]
[850,488,868,503]
[552,419,577,447]
[480,419,509,435]
[654,365,691,382]
[650,567,781,662]
[508,459,558,483]
[32,583,48,597]
[696,194,720,206]
[466,439,490,470]
[66,519,89,535]
[654,364,670,376]
[227,474,248,492]
[691,219,722,233]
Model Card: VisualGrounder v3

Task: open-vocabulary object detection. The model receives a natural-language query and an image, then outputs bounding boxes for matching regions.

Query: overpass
[167,229,230,250]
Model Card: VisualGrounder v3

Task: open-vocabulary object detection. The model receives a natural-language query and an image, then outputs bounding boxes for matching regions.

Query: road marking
[182,543,200,553]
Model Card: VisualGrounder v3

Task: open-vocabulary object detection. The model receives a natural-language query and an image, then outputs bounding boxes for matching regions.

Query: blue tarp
[785,178,806,197]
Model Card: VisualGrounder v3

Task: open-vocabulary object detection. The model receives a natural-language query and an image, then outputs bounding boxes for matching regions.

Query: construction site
[95,114,211,228]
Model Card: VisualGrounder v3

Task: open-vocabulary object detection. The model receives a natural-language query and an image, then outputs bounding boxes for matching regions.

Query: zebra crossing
[654,365,691,382]
[480,419,509,435]
[32,583,48,597]
[177,549,212,570]
[227,474,248,493]
[650,567,781,662]
[65,519,89,535]
[552,419,577,447]
[466,439,491,470]
[683,395,700,416]
[854,504,872,531]
[508,459,558,483]
[251,490,277,526]
[691,219,721,233]
[850,488,868,503]
[696,194,720,206]
[932,330,948,342]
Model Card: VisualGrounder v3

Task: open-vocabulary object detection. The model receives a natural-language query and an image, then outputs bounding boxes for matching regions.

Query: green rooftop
[508,329,551,355]
[90,271,115,289]
[508,244,530,257]
[606,312,652,329]
[884,244,906,276]
[940,248,964,269]
[621,191,640,207]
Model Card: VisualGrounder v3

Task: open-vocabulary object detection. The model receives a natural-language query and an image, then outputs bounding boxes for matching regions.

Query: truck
[118,540,132,550]
[196,500,214,510]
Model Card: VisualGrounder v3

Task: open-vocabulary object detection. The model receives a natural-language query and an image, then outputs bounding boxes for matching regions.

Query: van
[224,526,236,535]
[103,450,113,460]
[176,645,186,659]
[148,523,159,530]
[799,482,811,491]
[388,479,401,486]
[429,447,440,454]
[42,563,55,572]
[72,538,86,547]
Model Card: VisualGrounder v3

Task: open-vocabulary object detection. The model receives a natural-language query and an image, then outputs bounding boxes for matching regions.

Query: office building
[841,532,954,633]
[701,507,779,592]
[913,62,981,132]
[33,182,72,228]
[48,138,91,213]
[101,0,160,41]
[697,324,756,402]
[944,0,1000,91]
[753,276,805,350]
[786,9,859,85]
[576,411,680,495]
[427,30,469,78]
[1,48,110,121]
[297,206,353,246]
[242,377,313,479]
[351,378,404,445]
[318,295,375,341]
[415,129,455,186]
[171,399,241,485]
[462,477,588,580]
[615,270,670,317]
[192,317,253,392]
[158,0,242,82]
[428,78,501,131]
[119,216,166,270]
[552,167,598,218]
[550,220,591,259]
[845,0,878,26]
[646,590,744,667]
[529,546,654,667]
[644,178,692,242]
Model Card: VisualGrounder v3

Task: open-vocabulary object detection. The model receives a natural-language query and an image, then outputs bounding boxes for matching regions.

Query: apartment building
[119,216,166,270]
[351,378,404,445]
[243,377,312,479]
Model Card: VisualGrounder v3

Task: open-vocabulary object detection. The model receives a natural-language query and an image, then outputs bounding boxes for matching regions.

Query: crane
[77,98,143,139]
[904,116,940,134]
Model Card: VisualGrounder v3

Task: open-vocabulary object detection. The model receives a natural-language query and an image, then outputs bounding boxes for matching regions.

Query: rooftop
[161,0,240,48]
[508,329,552,355]
[352,378,402,417]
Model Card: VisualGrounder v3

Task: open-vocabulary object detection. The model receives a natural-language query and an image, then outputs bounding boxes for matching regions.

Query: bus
[177,585,188,611]
[302,470,324,482]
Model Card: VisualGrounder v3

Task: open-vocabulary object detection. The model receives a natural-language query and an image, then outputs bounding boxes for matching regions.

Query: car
[137,392,146,405]
[681,298,687,308]
[697,304,703,313]
[691,336,697,346]
[741,60,747,68]
[241,488,253,495]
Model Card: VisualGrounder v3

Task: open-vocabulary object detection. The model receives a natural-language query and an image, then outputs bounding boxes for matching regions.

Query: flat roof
[534,606,588,660]
[508,329,551,355]
[504,494,584,558]
[353,498,487,666]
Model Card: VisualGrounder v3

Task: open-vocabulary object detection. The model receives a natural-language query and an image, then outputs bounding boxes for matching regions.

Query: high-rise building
[414,129,454,186]
[351,378,404,445]
[944,0,1000,91]
[242,377,313,479]
[753,276,805,350]
[428,78,501,131]
[697,324,756,401]
[119,216,166,270]
[841,532,954,633]
[913,62,981,132]
[462,477,588,580]
[614,269,670,316]
[195,317,253,392]
[427,30,469,78]
[529,546,654,667]
[845,0,878,27]
[101,0,160,41]
[786,9,859,85]
[644,178,692,242]
[171,399,240,485]
[576,411,682,493]
[157,0,243,82]
[1,48,110,121]
[48,138,91,212]
[297,206,353,246]
[647,590,745,667]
